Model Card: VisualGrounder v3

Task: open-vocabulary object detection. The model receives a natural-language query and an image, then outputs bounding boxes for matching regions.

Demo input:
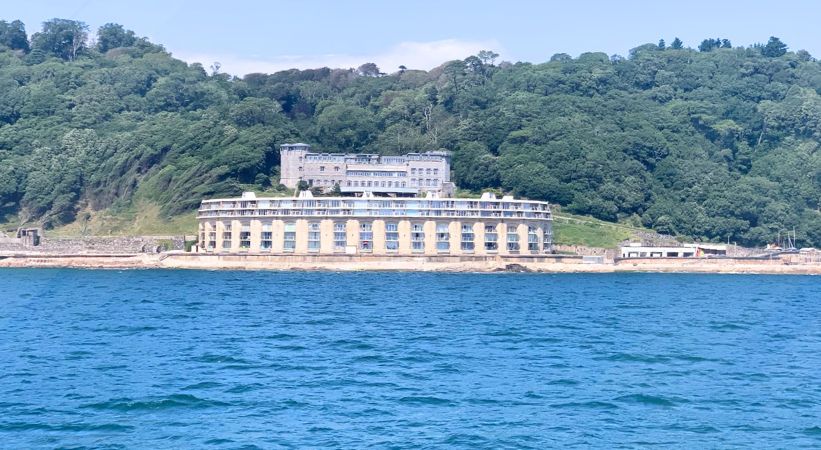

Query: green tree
[30,18,89,61]
[0,19,29,51]
[762,36,787,57]
[670,37,683,49]
[96,23,137,53]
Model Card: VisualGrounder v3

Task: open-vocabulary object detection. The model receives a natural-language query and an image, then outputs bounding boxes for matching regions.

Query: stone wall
[0,236,185,254]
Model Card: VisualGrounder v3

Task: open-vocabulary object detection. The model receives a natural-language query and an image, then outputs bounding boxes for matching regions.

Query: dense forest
[1,18,820,246]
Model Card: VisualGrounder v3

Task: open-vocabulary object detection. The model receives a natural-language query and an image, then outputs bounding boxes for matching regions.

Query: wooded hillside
[1,19,820,246]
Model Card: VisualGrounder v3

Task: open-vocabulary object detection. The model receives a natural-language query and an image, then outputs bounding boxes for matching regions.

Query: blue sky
[4,0,820,75]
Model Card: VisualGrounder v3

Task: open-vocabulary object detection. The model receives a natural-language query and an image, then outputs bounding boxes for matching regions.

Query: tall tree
[477,50,499,66]
[0,19,29,52]
[670,37,683,49]
[657,39,666,50]
[96,23,137,53]
[357,62,380,77]
[762,36,787,57]
[31,18,89,61]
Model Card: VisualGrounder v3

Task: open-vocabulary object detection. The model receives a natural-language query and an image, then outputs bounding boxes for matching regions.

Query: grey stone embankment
[2,252,820,274]
[0,236,184,255]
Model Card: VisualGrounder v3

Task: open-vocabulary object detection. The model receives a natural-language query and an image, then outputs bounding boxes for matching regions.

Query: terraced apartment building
[279,143,455,196]
[196,192,553,256]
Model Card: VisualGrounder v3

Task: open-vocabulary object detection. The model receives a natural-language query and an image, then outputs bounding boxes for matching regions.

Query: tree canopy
[0,21,819,248]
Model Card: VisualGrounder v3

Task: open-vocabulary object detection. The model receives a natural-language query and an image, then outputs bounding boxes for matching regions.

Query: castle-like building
[194,143,553,257]
[279,143,455,196]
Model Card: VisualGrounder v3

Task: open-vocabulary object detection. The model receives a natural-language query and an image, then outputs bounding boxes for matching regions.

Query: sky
[4,0,821,76]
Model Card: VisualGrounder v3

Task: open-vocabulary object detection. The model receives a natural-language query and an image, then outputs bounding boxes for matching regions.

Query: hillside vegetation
[1,19,820,246]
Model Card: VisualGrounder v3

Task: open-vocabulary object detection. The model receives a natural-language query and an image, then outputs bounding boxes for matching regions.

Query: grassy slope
[552,213,639,248]
[48,201,198,237]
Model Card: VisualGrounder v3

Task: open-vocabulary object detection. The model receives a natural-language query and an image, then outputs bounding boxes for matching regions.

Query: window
[308,222,320,252]
[411,168,417,175]
[461,223,474,252]
[543,228,552,253]
[433,168,439,175]
[484,224,498,251]
[261,224,272,251]
[528,226,539,252]
[507,227,520,251]
[426,168,432,175]
[319,166,325,172]
[284,222,296,252]
[359,222,373,252]
[221,223,232,249]
[335,166,340,172]
[385,222,399,251]
[411,178,417,186]
[207,231,216,250]
[239,224,251,249]
[411,223,425,252]
[436,223,450,252]
[334,222,347,251]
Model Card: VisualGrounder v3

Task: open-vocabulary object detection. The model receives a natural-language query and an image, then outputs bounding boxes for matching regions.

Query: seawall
[2,252,820,274]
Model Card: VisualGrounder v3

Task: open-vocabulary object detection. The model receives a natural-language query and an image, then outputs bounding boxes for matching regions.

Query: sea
[0,269,819,448]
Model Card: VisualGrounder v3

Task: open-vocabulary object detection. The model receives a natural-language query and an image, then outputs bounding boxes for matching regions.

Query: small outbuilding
[619,243,727,258]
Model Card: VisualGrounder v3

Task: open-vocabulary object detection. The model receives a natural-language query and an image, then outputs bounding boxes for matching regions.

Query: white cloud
[173,38,502,76]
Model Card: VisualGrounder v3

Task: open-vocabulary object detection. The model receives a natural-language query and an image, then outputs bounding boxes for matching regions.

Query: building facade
[619,243,727,258]
[197,192,553,256]
[279,143,454,196]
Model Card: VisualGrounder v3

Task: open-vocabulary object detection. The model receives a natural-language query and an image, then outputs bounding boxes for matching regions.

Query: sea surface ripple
[1,269,820,448]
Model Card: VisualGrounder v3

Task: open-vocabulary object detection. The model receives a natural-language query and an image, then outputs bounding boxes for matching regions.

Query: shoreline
[1,253,819,274]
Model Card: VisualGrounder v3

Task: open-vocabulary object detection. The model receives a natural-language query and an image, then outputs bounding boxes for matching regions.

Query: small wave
[225,383,265,394]
[182,381,223,391]
[550,401,619,410]
[330,339,375,350]
[615,394,678,407]
[192,354,252,365]
[709,322,749,331]
[263,333,297,340]
[547,378,579,386]
[82,394,228,411]
[600,353,669,364]
[0,422,133,432]
[399,396,455,406]
[803,426,821,436]
[274,345,308,351]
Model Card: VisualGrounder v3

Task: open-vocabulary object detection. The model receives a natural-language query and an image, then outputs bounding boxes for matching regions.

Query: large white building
[279,143,454,196]
[197,192,553,256]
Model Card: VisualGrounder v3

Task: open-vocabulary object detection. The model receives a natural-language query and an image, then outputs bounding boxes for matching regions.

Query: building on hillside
[196,191,553,256]
[279,143,454,196]
[619,242,727,258]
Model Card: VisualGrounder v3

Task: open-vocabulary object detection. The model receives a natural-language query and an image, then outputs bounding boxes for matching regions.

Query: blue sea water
[0,269,820,448]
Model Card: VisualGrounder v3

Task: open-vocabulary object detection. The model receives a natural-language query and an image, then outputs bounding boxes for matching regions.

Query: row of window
[346,171,407,177]
[411,168,439,176]
[206,199,549,211]
[346,180,409,188]
[204,223,544,253]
